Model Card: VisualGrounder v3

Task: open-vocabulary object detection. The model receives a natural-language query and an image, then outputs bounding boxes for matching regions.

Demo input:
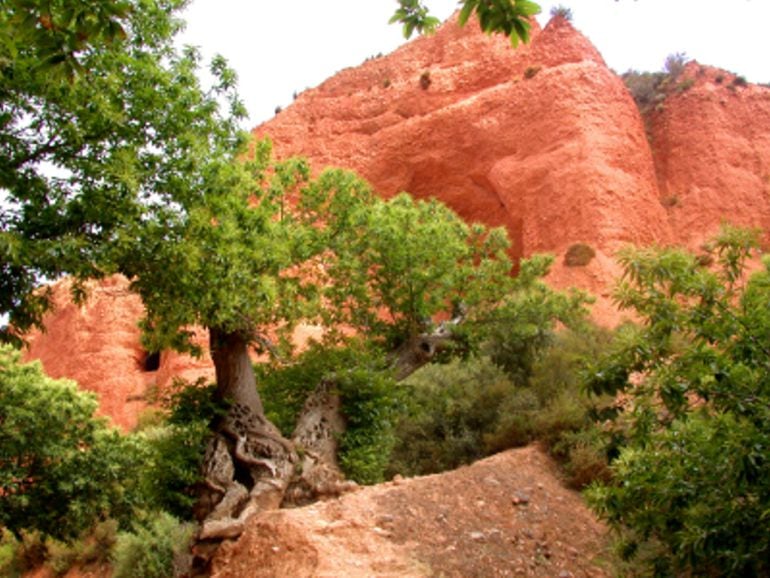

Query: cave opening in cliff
[142,350,161,372]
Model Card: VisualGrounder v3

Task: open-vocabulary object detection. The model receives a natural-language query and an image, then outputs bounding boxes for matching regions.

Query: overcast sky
[178,0,769,127]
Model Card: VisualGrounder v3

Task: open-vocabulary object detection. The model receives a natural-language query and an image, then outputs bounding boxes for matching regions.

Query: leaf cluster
[391,0,541,46]
[584,225,770,575]
[1,0,246,345]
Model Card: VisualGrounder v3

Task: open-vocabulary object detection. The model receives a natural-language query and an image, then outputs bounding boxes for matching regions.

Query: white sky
[179,0,768,127]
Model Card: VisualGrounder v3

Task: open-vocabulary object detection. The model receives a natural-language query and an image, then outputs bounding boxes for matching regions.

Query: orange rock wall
[23,276,214,430]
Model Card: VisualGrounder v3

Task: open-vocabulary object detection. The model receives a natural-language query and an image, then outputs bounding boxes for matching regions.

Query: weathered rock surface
[22,276,214,430]
[22,14,770,426]
[210,445,609,578]
[647,62,770,249]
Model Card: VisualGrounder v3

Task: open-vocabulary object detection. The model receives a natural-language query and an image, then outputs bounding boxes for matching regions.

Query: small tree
[585,226,770,576]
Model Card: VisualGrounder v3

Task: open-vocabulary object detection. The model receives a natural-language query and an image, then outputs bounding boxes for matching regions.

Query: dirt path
[212,445,611,577]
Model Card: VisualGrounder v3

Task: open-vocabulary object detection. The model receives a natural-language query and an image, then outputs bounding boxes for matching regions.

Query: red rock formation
[22,276,214,431]
[22,15,770,426]
[647,62,770,249]
[255,16,674,323]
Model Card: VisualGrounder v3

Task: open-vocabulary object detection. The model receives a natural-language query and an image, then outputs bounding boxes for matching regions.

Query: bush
[584,226,770,575]
[257,343,401,484]
[524,65,541,79]
[336,365,402,484]
[664,52,688,79]
[549,5,573,21]
[0,530,21,577]
[564,243,595,267]
[587,412,770,576]
[388,357,516,476]
[622,70,667,110]
[112,513,194,578]
[389,323,613,480]
[0,346,147,540]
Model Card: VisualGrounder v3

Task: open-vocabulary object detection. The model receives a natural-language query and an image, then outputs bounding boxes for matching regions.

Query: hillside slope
[211,445,609,578]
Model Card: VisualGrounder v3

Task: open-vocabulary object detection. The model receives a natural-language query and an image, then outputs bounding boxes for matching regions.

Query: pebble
[512,492,530,505]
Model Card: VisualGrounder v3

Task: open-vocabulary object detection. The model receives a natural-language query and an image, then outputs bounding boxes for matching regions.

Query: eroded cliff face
[23,276,214,430]
[647,62,770,249]
[255,16,673,322]
[23,15,770,426]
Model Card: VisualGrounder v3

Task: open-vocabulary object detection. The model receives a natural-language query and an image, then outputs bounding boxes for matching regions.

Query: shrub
[482,255,591,385]
[337,365,402,484]
[675,78,695,92]
[564,243,595,267]
[733,74,748,87]
[664,52,688,79]
[622,70,667,110]
[388,324,614,485]
[587,412,770,576]
[0,530,21,577]
[257,343,401,484]
[112,513,195,578]
[419,70,431,89]
[524,65,541,79]
[584,226,770,575]
[388,357,516,476]
[549,5,573,21]
[0,346,147,540]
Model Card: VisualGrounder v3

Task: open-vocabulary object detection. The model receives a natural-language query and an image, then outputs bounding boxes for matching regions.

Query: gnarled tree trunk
[194,322,458,568]
[196,328,296,541]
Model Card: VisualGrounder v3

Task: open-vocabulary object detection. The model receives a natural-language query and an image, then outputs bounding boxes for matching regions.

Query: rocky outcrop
[22,276,214,430]
[647,62,770,249]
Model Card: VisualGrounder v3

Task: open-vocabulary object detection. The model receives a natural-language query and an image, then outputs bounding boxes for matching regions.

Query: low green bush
[112,513,194,578]
[564,243,596,267]
[388,357,515,476]
[257,343,401,484]
[388,325,614,486]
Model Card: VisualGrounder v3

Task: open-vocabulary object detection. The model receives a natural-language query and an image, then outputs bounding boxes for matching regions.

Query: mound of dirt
[211,445,610,577]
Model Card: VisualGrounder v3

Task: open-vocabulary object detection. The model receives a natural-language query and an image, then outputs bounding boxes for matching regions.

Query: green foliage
[257,343,401,484]
[585,225,770,576]
[482,254,590,384]
[321,191,512,351]
[392,0,541,46]
[623,53,691,116]
[388,357,516,476]
[389,323,614,486]
[389,0,441,38]
[0,530,21,577]
[564,243,596,267]
[256,345,350,437]
[622,70,668,111]
[0,346,146,541]
[133,379,224,519]
[0,0,131,80]
[0,0,246,345]
[549,5,573,21]
[336,364,402,484]
[112,512,194,578]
